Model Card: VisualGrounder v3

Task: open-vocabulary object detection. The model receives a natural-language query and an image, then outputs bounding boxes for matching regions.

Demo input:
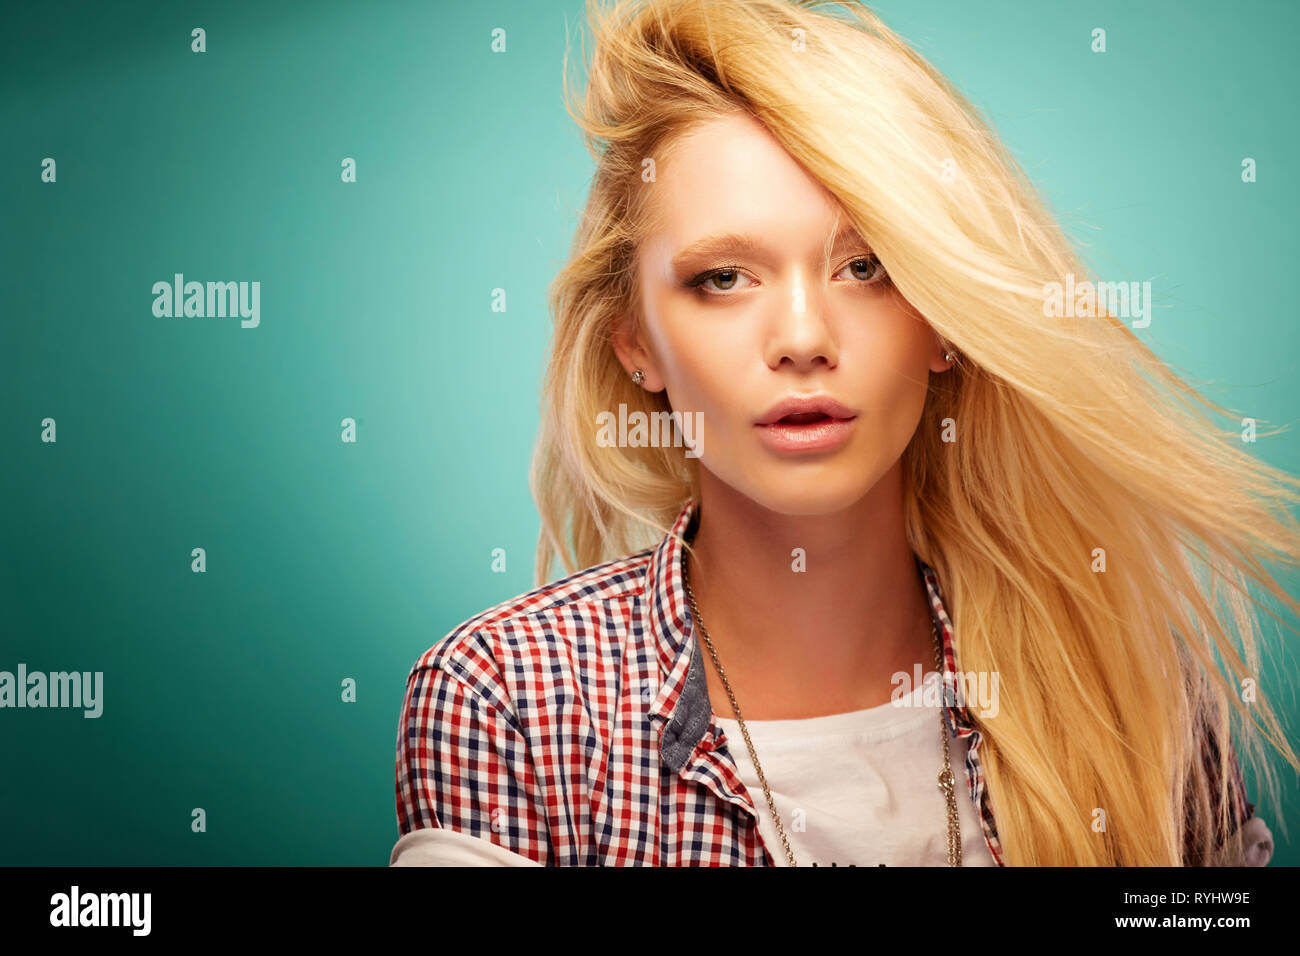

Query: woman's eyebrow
[669,227,865,269]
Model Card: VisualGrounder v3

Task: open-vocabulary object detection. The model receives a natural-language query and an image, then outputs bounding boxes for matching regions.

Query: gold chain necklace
[681,546,962,867]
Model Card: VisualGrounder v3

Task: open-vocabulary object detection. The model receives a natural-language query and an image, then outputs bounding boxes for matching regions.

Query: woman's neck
[686,462,936,720]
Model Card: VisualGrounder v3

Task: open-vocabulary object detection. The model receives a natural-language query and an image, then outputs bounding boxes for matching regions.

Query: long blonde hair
[529,0,1300,865]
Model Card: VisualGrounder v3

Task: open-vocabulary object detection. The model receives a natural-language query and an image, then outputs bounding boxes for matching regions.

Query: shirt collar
[645,497,976,771]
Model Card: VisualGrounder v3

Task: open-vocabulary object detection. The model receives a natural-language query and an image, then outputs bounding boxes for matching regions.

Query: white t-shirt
[712,671,997,866]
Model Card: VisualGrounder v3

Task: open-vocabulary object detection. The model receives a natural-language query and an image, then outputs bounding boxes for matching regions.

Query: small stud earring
[943,351,953,363]
[631,368,645,385]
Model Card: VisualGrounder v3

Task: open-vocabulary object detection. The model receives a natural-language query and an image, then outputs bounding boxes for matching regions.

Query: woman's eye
[686,254,888,299]
[693,268,751,294]
[836,254,889,284]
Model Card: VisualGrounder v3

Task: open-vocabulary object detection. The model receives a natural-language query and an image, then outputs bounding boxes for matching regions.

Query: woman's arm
[393,657,552,865]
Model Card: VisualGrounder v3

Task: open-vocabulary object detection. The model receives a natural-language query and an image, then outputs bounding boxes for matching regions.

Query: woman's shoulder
[405,546,660,697]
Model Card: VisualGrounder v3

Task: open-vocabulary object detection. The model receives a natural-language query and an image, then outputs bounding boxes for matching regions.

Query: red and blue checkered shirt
[394,497,1255,866]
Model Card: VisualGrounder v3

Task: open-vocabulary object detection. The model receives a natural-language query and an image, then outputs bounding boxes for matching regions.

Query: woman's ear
[611,317,666,391]
[897,288,954,374]
[928,330,955,374]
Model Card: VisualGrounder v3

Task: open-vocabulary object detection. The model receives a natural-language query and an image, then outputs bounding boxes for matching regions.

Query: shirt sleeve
[390,825,545,866]
[1186,712,1271,866]
[1208,814,1274,867]
[394,660,552,864]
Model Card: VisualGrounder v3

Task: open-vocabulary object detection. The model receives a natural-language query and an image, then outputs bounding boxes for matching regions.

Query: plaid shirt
[394,498,1255,866]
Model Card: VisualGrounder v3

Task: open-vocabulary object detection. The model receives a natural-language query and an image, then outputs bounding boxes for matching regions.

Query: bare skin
[612,111,952,720]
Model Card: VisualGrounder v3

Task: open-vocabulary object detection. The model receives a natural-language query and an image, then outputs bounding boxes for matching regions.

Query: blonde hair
[529,0,1300,865]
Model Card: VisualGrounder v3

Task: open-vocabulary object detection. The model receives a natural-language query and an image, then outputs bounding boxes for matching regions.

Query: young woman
[392,0,1298,866]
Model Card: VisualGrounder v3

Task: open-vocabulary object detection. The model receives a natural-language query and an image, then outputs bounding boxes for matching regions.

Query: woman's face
[613,111,950,516]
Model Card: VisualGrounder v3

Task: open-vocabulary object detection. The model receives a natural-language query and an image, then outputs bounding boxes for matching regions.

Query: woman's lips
[754,414,856,453]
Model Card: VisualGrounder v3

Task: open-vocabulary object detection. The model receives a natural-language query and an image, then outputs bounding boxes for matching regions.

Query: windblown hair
[529,0,1300,865]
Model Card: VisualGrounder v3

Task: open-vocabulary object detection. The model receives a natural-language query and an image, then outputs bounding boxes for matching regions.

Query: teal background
[1,0,1297,865]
